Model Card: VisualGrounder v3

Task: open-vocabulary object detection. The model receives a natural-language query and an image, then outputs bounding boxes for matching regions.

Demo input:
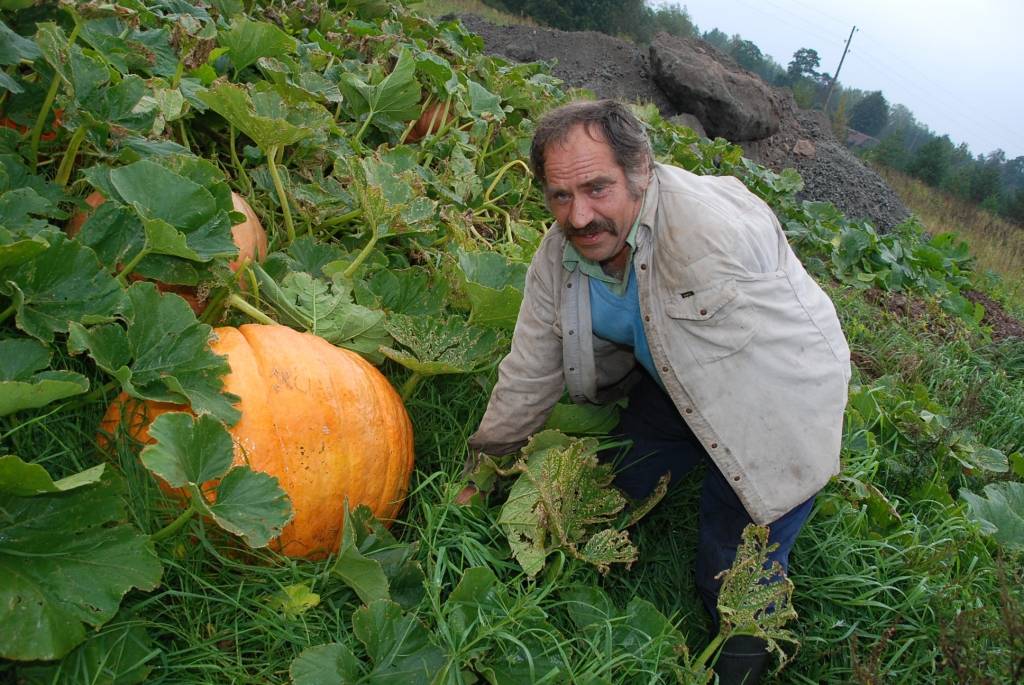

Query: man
[466,100,850,683]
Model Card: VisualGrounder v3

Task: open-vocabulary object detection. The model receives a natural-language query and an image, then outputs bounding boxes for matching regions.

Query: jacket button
[710,443,718,449]
[567,282,572,288]
[640,263,647,270]
[699,308,708,316]
[644,315,650,322]
[569,367,575,372]
[569,330,574,335]
[733,475,741,482]
[684,407,693,414]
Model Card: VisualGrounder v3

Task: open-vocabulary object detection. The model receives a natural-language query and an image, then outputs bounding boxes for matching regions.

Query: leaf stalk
[54,124,87,187]
[150,504,197,543]
[265,145,296,244]
[227,294,277,325]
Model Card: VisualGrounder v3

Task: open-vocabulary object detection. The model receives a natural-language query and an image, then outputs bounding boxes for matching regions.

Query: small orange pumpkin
[407,101,453,142]
[100,324,415,559]
[67,191,268,314]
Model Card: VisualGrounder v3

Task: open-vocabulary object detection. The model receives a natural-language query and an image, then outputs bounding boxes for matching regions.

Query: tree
[1003,187,1024,224]
[848,91,889,136]
[830,93,849,142]
[869,128,909,170]
[787,47,820,80]
[907,134,953,186]
[729,38,764,73]
[702,28,730,51]
[967,151,1004,204]
[653,3,695,39]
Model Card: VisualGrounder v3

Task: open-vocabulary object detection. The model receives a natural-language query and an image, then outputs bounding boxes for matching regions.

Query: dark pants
[599,370,814,629]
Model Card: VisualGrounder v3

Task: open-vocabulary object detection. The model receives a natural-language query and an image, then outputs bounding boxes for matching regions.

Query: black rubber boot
[713,635,770,685]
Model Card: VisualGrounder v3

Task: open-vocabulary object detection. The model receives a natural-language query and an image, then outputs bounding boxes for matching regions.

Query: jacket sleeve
[467,246,566,457]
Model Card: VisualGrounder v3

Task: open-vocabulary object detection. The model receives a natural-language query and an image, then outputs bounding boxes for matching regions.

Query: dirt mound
[457,15,673,112]
[458,15,911,231]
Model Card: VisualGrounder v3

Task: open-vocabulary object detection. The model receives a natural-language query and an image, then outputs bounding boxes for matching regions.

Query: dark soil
[458,14,912,231]
[865,288,1023,344]
[965,290,1024,342]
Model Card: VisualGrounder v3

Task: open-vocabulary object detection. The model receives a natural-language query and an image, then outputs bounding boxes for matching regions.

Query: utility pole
[824,25,857,112]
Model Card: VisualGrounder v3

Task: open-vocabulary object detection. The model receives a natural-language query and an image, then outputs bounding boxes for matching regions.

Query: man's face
[543,124,646,269]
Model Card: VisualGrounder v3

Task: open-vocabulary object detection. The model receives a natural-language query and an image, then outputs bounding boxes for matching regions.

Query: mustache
[563,218,617,237]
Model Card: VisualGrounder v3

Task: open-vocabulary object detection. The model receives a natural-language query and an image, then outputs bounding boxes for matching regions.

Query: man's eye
[551,192,570,204]
[590,185,608,196]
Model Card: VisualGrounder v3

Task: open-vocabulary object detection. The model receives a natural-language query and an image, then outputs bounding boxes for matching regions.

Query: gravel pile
[458,14,911,230]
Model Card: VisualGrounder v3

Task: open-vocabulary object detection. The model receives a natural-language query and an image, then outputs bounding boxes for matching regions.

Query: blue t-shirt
[589,266,659,383]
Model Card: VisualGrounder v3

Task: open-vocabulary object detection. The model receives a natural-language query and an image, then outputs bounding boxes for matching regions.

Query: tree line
[480,0,1024,226]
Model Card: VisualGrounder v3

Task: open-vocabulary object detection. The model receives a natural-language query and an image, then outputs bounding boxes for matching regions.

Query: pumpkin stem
[695,632,727,670]
[400,372,422,401]
[54,124,87,187]
[116,247,150,285]
[29,15,80,169]
[226,294,276,325]
[150,504,197,543]
[342,231,379,280]
[265,144,296,244]
[229,125,253,196]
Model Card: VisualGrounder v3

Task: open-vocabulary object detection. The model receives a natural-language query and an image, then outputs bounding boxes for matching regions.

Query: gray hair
[530,99,653,198]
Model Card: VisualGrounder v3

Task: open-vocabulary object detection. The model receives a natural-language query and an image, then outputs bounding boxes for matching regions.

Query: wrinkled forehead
[546,121,610,154]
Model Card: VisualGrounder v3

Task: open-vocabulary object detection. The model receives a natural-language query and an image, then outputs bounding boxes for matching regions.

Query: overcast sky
[669,0,1024,159]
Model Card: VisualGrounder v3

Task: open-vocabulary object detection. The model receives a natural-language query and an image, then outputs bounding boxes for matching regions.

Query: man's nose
[570,197,594,228]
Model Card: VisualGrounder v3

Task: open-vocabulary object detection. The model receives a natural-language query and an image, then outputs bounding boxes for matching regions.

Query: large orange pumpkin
[100,324,415,559]
[67,191,268,314]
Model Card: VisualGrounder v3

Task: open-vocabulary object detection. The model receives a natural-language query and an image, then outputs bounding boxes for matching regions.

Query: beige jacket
[469,163,851,524]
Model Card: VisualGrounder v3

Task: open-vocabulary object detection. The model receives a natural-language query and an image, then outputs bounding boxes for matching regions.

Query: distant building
[846,130,879,150]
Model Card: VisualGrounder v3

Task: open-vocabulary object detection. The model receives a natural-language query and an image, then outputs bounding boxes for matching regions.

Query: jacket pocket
[664,279,757,363]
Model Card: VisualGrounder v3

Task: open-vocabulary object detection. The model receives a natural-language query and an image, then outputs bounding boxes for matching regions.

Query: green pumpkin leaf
[268,583,321,620]
[0,19,40,65]
[0,468,161,661]
[15,617,156,685]
[142,413,235,487]
[199,81,330,150]
[207,466,294,548]
[0,186,62,236]
[467,79,504,123]
[78,74,156,136]
[290,643,362,685]
[331,506,392,606]
[715,524,799,665]
[67,282,239,424]
[220,17,297,73]
[0,235,123,343]
[352,599,447,684]
[365,267,448,316]
[340,46,421,138]
[0,336,89,415]
[330,505,425,609]
[543,401,620,435]
[254,265,390,364]
[0,237,48,270]
[961,482,1024,552]
[0,455,104,496]
[498,431,651,577]
[456,249,526,328]
[380,313,503,377]
[142,412,293,549]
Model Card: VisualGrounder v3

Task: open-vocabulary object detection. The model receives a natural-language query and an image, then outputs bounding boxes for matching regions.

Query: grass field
[875,164,1024,310]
